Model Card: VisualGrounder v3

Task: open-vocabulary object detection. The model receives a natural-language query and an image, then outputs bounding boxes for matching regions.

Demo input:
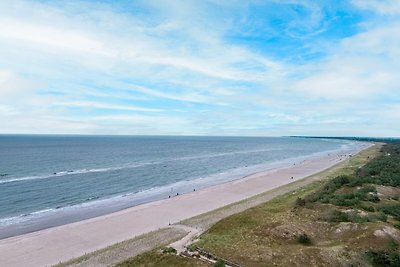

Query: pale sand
[0,144,370,267]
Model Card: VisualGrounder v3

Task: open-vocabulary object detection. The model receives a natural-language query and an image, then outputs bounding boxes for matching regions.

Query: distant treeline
[289,136,400,143]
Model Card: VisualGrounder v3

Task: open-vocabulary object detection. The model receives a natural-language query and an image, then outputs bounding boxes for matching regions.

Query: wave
[0,143,362,186]
[0,208,56,226]
[0,142,367,228]
[0,164,149,185]
[0,148,278,185]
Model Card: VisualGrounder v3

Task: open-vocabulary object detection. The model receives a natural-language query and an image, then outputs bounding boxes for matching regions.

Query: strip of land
[0,143,370,267]
[174,142,399,267]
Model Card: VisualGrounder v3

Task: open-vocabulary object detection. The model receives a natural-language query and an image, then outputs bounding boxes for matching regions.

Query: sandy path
[0,144,369,267]
[169,224,200,253]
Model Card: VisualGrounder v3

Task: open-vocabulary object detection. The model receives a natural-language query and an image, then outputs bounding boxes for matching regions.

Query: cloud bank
[0,0,399,136]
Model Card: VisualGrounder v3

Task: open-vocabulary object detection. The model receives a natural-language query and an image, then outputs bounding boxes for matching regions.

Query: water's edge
[0,140,369,239]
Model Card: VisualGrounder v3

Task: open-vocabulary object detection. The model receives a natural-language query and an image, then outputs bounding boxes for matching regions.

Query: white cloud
[127,85,215,104]
[292,22,400,100]
[53,101,163,112]
[0,69,44,106]
[0,0,399,136]
[0,18,112,56]
[352,0,400,15]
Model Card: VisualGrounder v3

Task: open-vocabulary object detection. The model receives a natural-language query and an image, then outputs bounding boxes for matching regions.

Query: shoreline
[0,140,360,239]
[0,142,371,267]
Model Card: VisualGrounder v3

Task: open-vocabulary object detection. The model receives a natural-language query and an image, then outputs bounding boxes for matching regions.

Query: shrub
[214,260,226,267]
[359,204,375,212]
[334,175,352,186]
[324,209,350,222]
[186,244,196,252]
[295,197,306,207]
[298,233,312,245]
[365,193,381,203]
[348,214,368,223]
[359,185,377,194]
[364,250,391,267]
[306,175,352,203]
[374,212,388,222]
[387,238,399,252]
[330,195,360,207]
[378,204,400,220]
[355,144,400,187]
[364,249,400,267]
[162,247,177,254]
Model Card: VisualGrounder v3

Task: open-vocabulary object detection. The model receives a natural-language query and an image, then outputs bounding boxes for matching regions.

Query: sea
[0,135,362,238]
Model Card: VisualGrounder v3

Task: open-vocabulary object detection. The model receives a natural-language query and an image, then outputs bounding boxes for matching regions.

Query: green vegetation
[298,233,312,245]
[116,248,208,267]
[353,144,400,187]
[187,143,400,266]
[162,247,177,254]
[364,250,400,267]
[378,204,400,220]
[55,227,187,267]
[119,143,400,266]
[365,239,400,267]
[213,260,226,267]
[306,176,380,207]
[302,143,400,224]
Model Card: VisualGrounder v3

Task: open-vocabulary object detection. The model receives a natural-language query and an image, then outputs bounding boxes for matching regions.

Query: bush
[306,175,352,203]
[295,197,306,207]
[328,185,379,207]
[387,238,399,252]
[334,175,352,186]
[213,260,226,267]
[394,223,400,230]
[364,249,400,267]
[186,244,196,252]
[298,233,312,245]
[324,209,350,222]
[378,204,400,220]
[330,195,360,207]
[355,144,400,187]
[162,247,177,254]
[365,193,381,203]
[359,185,377,194]
[359,204,375,212]
[377,212,388,222]
[364,250,391,267]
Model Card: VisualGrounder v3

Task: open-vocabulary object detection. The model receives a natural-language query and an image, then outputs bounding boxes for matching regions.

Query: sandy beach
[0,143,371,267]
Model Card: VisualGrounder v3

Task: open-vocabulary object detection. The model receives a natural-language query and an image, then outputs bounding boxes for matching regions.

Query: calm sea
[0,135,359,237]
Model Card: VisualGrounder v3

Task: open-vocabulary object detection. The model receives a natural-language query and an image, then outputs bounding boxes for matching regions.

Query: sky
[0,0,399,137]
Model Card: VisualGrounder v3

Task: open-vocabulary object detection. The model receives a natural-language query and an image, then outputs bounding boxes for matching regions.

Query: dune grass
[115,247,209,267]
[117,144,388,266]
[189,143,400,266]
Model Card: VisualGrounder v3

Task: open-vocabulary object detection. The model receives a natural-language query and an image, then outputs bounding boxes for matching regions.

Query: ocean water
[0,135,360,237]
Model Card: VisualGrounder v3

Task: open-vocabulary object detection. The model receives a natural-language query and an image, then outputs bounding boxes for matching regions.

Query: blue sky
[0,0,399,136]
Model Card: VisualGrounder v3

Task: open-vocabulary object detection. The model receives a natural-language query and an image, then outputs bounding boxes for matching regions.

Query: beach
[0,142,370,267]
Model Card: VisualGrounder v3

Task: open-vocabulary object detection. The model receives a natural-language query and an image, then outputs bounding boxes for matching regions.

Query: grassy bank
[189,143,400,266]
[117,143,390,266]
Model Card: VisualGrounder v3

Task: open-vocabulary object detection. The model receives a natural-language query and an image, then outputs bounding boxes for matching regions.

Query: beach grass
[54,227,187,267]
[115,247,209,267]
[187,143,400,266]
[181,143,381,230]
[114,144,386,266]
